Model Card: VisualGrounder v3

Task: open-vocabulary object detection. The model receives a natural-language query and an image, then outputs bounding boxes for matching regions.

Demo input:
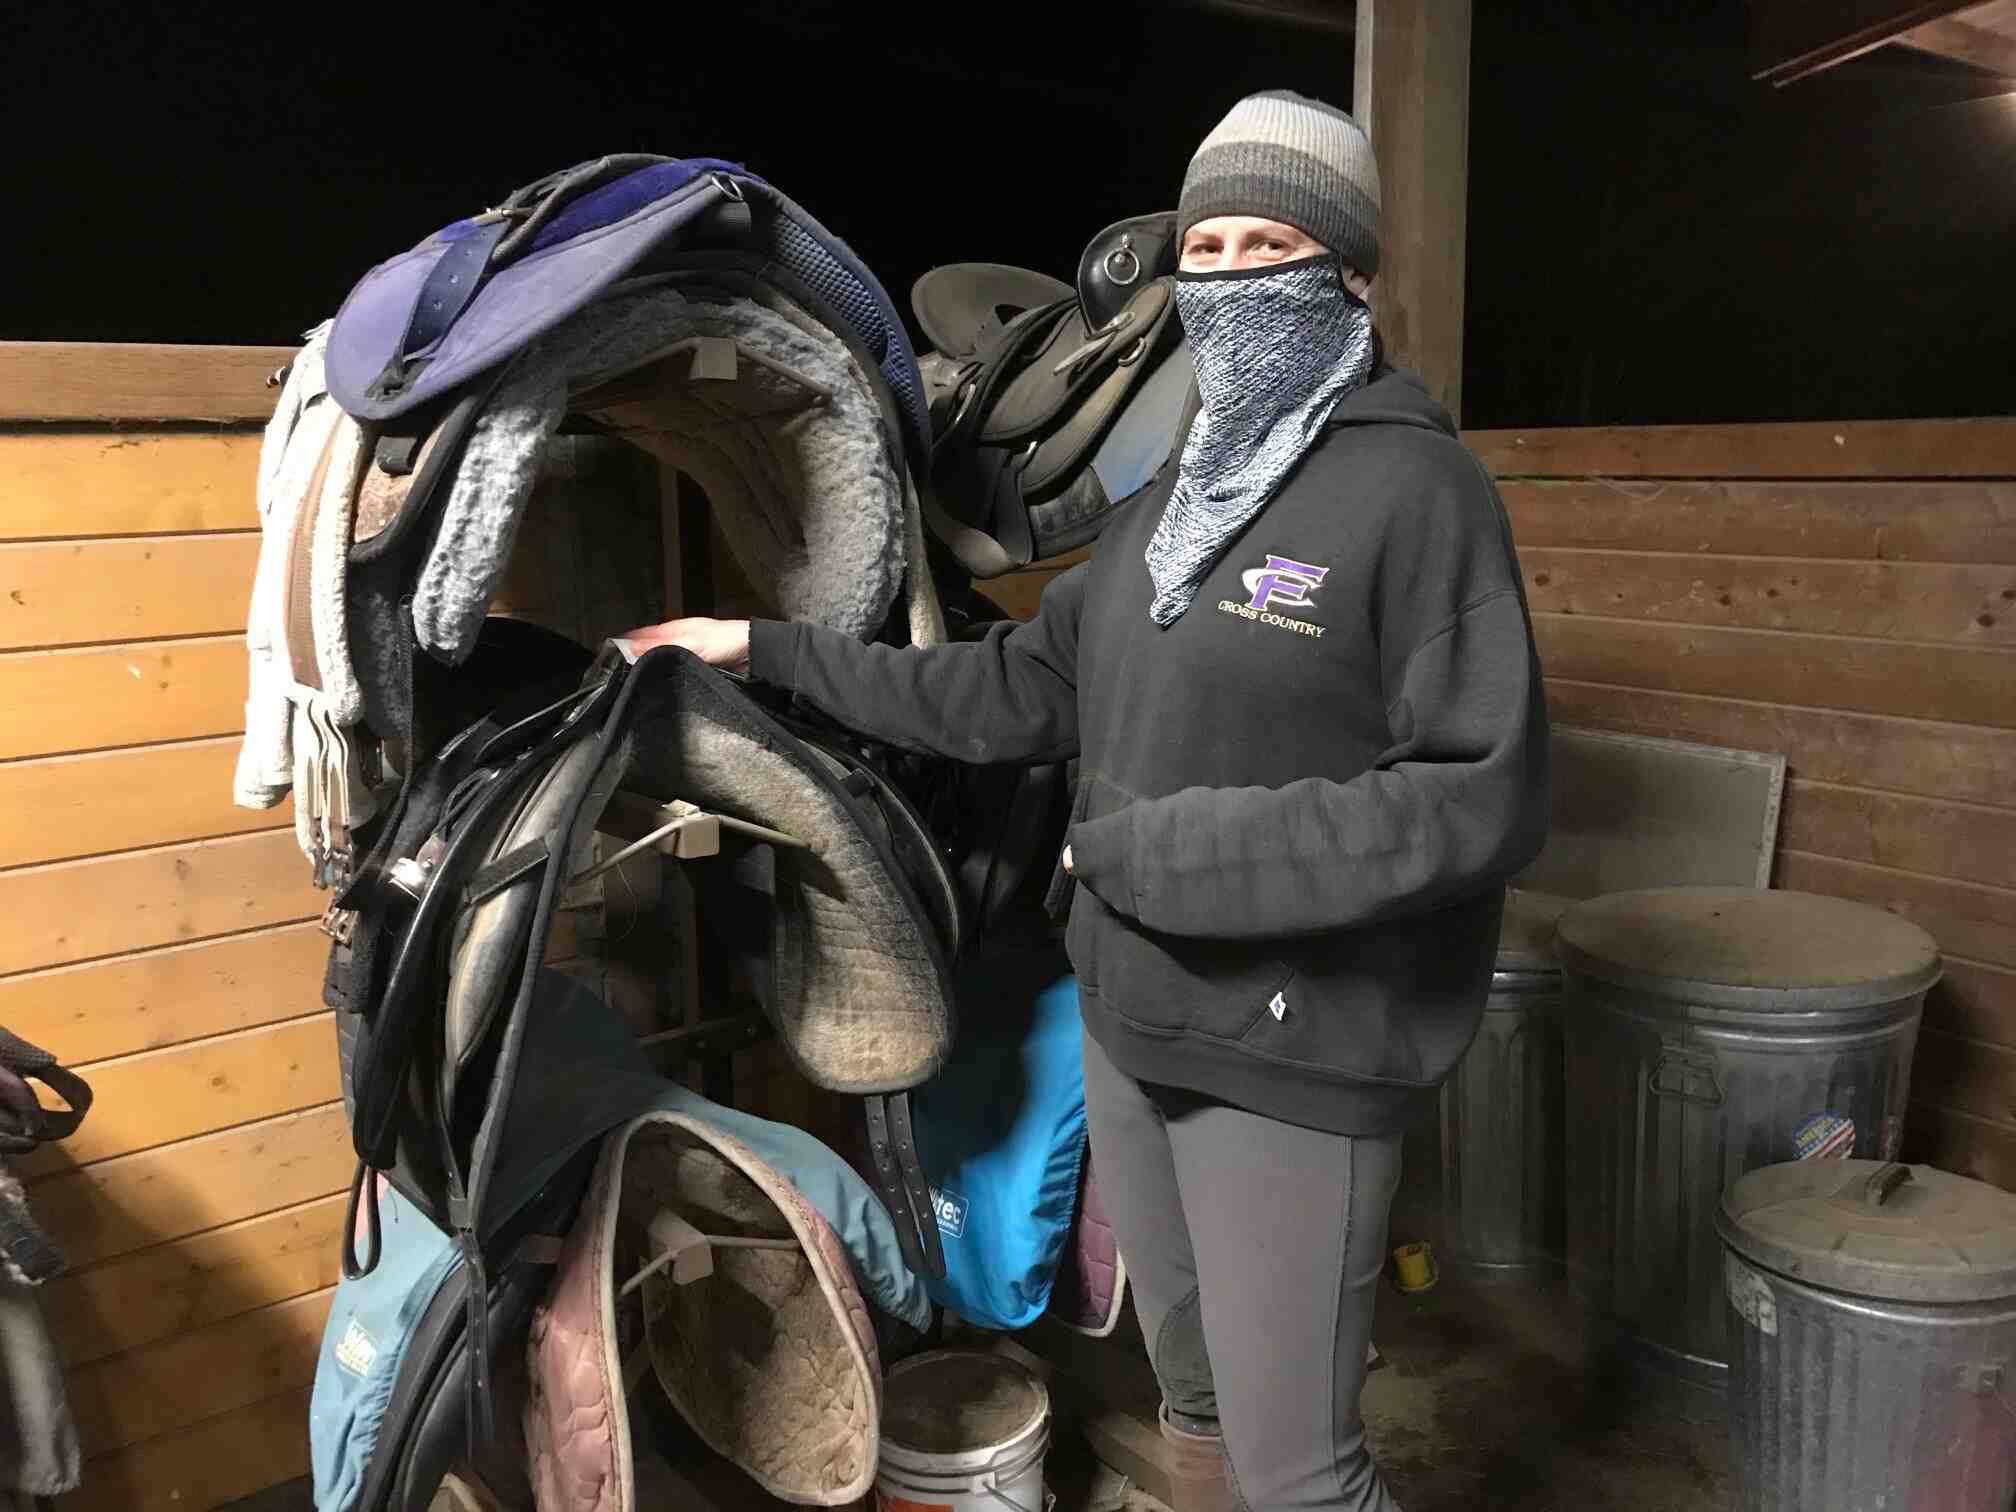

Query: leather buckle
[321,902,357,945]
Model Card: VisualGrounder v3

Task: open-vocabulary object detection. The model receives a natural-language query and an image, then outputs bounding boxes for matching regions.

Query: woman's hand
[616,617,752,675]
[1062,846,1074,874]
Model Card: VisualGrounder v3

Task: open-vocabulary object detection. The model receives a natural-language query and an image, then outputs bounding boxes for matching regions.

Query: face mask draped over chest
[1143,257,1377,626]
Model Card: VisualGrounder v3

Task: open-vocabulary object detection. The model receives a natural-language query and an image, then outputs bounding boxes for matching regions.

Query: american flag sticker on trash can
[1793,1111,1856,1160]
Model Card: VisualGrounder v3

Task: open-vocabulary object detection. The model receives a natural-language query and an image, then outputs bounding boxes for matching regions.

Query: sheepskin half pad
[523,1112,881,1511]
[413,283,907,663]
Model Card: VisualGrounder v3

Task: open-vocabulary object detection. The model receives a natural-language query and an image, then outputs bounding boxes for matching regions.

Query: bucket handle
[1650,1046,1724,1107]
[969,1475,1054,1512]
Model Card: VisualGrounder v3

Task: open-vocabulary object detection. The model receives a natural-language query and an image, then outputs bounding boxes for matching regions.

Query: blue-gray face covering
[1144,254,1377,626]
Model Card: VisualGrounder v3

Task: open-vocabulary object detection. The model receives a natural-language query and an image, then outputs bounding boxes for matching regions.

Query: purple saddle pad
[324,154,931,467]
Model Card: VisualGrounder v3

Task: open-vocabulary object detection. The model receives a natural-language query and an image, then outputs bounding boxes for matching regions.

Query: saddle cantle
[913,211,1192,578]
[1077,211,1184,333]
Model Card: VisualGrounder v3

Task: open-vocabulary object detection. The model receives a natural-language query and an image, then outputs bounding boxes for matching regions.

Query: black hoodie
[748,366,1550,1135]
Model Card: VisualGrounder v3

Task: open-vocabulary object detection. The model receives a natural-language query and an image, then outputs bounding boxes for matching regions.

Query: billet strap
[461,1230,494,1455]
[864,1093,945,1281]
[886,1092,944,1278]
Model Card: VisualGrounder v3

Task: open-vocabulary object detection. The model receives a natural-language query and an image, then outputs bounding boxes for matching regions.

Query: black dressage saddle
[326,642,963,1345]
[915,212,1190,577]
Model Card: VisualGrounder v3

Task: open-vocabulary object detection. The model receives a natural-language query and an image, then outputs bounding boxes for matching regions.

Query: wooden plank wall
[982,417,2016,1188]
[0,344,348,1510]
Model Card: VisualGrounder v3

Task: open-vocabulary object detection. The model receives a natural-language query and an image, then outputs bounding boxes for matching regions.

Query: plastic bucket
[875,1350,1051,1512]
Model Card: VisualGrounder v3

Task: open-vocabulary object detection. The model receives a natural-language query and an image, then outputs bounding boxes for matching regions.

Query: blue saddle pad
[324,155,930,468]
[909,947,1086,1331]
[309,1182,461,1512]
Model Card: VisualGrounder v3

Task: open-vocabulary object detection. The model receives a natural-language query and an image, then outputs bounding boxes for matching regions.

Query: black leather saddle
[326,642,964,1392]
[914,212,1191,578]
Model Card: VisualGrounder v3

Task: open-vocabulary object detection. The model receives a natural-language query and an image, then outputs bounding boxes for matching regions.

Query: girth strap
[864,1092,945,1281]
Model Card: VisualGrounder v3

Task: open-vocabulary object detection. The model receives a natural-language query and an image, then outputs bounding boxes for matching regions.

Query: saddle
[915,212,1192,578]
[238,154,946,893]
[314,966,929,1512]
[525,1087,916,1510]
[325,641,961,1459]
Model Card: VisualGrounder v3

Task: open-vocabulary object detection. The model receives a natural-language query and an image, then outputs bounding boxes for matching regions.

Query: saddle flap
[978,280,1172,447]
[1019,304,1180,500]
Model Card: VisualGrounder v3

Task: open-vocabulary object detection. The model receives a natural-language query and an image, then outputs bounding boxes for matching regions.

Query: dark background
[10,0,2014,427]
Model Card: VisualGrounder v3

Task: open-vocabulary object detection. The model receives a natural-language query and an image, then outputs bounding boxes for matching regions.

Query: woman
[623,89,1548,1512]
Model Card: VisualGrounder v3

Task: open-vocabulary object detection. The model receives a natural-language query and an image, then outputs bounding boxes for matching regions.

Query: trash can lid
[1718,1160,2016,1304]
[1556,887,1940,1011]
[1495,889,1568,971]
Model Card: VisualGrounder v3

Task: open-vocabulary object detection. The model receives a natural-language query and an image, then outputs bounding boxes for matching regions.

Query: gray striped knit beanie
[1178,90,1382,280]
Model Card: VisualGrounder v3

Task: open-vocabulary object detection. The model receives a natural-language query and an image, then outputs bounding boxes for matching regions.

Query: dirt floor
[1030,1268,1731,1512]
[1359,1275,1731,1511]
[227,1257,1735,1512]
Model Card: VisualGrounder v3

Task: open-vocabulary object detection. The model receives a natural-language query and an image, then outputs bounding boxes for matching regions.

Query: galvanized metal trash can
[1440,890,1568,1279]
[1559,887,1940,1422]
[1719,1159,2016,1509]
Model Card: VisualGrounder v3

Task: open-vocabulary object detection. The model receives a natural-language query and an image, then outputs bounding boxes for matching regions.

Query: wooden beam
[0,739,291,869]
[1499,479,2016,564]
[1354,0,1472,422]
[15,1015,339,1175]
[0,343,296,423]
[0,432,260,540]
[1895,10,2016,78]
[1466,417,2016,478]
[63,1385,313,1512]
[1750,0,1979,85]
[26,1104,352,1269]
[43,1194,346,1367]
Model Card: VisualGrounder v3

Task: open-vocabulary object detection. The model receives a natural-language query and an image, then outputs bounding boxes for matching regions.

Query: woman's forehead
[1184,215,1312,242]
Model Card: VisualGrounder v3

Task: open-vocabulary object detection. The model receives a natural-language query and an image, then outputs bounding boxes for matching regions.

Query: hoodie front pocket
[1092,908,1298,1040]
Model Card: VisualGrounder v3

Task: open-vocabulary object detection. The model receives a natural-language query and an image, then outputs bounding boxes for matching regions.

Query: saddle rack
[588,791,948,1282]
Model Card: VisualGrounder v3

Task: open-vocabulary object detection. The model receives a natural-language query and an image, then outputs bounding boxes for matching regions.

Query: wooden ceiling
[1753,0,2016,85]
[1894,0,2016,77]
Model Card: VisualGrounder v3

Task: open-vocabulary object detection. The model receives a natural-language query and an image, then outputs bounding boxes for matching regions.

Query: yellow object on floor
[1392,1241,1438,1294]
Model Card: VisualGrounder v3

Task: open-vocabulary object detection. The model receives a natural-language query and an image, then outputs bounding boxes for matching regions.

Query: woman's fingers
[613,617,752,671]
[615,616,707,649]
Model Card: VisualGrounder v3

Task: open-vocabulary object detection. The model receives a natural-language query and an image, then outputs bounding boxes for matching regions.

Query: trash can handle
[1650,1046,1724,1106]
[1861,1162,1912,1209]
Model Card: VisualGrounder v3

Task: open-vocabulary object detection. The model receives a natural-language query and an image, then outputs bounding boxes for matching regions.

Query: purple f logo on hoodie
[1242,556,1330,612]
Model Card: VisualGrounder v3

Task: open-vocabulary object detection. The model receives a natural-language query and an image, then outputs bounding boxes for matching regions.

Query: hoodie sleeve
[746,563,1086,765]
[1065,455,1550,941]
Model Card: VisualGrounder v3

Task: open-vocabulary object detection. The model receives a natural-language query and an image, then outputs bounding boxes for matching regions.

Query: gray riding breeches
[1079,1028,1404,1512]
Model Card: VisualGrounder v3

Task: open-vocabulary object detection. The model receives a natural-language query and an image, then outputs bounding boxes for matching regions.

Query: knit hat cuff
[1178,142,1382,278]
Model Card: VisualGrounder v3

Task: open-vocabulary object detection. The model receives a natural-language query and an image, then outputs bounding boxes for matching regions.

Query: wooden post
[1353,0,1472,423]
